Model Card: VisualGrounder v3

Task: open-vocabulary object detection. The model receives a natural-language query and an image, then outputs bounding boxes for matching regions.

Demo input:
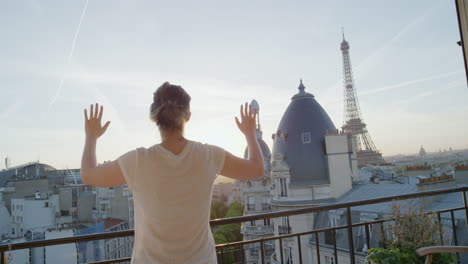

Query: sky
[1,0,468,182]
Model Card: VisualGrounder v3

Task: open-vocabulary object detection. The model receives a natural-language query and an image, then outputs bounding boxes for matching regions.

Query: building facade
[240,99,275,264]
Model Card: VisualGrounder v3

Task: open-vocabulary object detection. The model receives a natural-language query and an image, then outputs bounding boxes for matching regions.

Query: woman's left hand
[84,103,111,140]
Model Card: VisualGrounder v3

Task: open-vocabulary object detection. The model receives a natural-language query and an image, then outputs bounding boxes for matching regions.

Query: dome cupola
[272,80,336,186]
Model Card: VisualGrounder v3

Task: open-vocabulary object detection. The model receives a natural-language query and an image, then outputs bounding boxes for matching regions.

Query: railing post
[437,212,444,244]
[450,211,460,264]
[463,191,468,229]
[1,250,4,264]
[346,207,356,264]
[296,235,302,264]
[364,223,370,251]
[333,229,338,264]
[220,247,224,264]
[279,238,284,264]
[380,223,386,248]
[315,232,321,264]
[260,239,265,264]
[240,244,244,264]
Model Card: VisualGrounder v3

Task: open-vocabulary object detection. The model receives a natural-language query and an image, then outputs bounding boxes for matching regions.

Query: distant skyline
[1,1,468,180]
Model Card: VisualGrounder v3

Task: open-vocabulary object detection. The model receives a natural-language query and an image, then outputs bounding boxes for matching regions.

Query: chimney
[417,174,455,208]
[455,164,468,184]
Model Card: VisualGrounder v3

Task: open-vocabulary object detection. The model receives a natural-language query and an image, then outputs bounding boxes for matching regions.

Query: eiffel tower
[340,30,386,167]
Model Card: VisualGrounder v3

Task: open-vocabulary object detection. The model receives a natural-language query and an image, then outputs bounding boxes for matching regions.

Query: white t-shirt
[117,140,226,264]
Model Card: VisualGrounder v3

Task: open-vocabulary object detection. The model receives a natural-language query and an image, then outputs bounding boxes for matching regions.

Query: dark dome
[272,80,336,186]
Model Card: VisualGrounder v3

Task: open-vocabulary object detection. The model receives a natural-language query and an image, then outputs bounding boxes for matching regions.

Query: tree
[212,202,244,244]
[212,202,245,264]
[210,201,228,220]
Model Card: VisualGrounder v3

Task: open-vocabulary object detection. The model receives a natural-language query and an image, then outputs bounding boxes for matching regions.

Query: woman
[81,82,264,263]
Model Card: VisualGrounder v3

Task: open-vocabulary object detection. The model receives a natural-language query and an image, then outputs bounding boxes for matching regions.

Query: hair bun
[150,82,191,131]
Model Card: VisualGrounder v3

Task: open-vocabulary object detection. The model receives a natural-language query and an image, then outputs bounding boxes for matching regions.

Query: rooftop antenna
[342,27,345,41]
[5,156,10,170]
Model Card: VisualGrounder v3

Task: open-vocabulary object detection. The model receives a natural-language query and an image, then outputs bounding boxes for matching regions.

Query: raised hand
[235,102,257,137]
[84,103,111,140]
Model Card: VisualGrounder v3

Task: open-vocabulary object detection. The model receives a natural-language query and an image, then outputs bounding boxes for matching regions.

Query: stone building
[240,99,275,264]
[269,81,357,263]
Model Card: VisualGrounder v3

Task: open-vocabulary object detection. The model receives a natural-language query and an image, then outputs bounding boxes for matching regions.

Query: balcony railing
[1,186,467,264]
[242,224,274,235]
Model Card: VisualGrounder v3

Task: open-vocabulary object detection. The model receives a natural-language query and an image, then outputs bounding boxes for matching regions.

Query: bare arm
[219,102,264,180]
[81,103,126,187]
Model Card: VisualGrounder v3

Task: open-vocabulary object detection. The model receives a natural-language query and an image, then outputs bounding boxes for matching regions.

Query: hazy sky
[1,1,467,182]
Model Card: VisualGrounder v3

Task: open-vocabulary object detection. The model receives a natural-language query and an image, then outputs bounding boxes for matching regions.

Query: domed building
[239,99,275,264]
[272,80,336,186]
[270,80,358,263]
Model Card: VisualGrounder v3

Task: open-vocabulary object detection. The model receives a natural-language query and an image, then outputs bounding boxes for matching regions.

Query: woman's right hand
[235,102,257,137]
[220,102,264,180]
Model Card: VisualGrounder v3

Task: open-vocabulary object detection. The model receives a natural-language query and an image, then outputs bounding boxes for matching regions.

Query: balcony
[277,225,291,235]
[242,224,274,235]
[262,203,272,211]
[1,187,467,264]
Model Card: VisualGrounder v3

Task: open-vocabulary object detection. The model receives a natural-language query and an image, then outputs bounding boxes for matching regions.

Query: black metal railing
[1,186,467,264]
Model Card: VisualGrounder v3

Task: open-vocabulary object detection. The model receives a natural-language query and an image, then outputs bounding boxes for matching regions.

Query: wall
[58,187,73,214]
[455,170,468,184]
[78,192,96,222]
[405,170,433,177]
[45,230,78,264]
[325,135,353,199]
[417,179,456,208]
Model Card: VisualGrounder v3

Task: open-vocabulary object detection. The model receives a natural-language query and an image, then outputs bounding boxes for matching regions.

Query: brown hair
[150,82,191,132]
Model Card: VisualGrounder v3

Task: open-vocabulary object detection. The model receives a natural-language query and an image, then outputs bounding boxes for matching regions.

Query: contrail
[352,3,436,79]
[394,79,465,105]
[47,0,89,113]
[360,70,463,96]
[322,70,462,106]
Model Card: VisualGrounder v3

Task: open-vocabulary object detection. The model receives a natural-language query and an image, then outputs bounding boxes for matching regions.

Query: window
[263,218,271,226]
[279,178,288,197]
[325,256,335,264]
[250,220,256,226]
[262,195,271,210]
[302,132,311,144]
[44,202,48,207]
[250,247,258,257]
[279,216,291,234]
[247,196,255,211]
